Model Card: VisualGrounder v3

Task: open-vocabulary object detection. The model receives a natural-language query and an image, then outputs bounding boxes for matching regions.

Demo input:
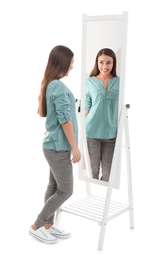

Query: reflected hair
[38,45,74,117]
[90,48,117,77]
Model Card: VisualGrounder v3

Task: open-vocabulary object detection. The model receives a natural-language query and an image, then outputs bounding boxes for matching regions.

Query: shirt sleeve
[52,84,72,124]
[85,80,92,110]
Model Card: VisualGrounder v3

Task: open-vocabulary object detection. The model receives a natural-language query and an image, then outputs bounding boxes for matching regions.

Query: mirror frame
[78,12,129,188]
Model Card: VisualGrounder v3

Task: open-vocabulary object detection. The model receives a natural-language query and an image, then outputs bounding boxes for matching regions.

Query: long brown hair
[90,48,117,77]
[38,45,74,117]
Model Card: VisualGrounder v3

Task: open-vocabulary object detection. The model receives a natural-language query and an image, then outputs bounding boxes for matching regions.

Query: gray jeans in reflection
[87,138,116,182]
[34,149,73,228]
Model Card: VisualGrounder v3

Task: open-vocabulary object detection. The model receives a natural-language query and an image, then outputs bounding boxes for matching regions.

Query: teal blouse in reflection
[85,76,119,139]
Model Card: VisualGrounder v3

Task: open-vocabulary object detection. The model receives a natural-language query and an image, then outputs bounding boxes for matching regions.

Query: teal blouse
[85,76,119,139]
[43,80,78,151]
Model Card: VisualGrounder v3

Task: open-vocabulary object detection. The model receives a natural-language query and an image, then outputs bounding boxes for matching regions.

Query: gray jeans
[34,149,73,228]
[87,138,116,182]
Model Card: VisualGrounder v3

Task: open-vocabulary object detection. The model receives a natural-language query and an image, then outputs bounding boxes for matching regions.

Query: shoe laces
[52,226,63,233]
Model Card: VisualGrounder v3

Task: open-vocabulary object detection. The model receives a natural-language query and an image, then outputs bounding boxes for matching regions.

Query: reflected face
[66,56,74,76]
[97,55,114,76]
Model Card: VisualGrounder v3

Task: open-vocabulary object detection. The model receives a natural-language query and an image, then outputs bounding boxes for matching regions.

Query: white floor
[1,156,164,260]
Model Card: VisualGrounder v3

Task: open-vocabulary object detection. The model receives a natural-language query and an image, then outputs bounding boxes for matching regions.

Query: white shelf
[59,195,129,225]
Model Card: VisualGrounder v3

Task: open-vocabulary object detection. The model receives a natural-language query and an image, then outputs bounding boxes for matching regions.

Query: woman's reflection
[84,48,119,182]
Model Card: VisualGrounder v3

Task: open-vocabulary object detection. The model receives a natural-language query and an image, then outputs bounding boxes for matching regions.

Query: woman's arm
[62,121,81,163]
[84,110,89,117]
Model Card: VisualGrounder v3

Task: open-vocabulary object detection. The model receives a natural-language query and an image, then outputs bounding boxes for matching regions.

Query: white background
[0,0,164,259]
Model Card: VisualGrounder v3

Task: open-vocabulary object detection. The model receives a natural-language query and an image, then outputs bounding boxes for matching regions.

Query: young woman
[85,48,119,182]
[29,45,81,244]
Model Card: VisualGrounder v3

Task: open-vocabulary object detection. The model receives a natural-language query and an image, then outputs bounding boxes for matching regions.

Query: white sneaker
[29,226,58,244]
[48,225,71,239]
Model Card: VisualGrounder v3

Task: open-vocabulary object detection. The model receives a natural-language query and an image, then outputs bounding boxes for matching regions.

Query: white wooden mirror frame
[78,12,129,188]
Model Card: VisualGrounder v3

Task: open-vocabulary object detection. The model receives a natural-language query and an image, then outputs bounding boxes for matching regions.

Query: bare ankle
[44,224,53,229]
[31,224,39,230]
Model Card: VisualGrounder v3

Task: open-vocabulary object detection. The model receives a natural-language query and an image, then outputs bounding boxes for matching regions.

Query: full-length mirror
[78,12,128,187]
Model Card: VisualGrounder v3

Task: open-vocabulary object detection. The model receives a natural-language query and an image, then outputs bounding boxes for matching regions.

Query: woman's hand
[71,147,81,163]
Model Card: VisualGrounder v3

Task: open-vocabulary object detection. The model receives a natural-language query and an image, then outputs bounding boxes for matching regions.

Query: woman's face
[66,56,74,76]
[97,54,114,76]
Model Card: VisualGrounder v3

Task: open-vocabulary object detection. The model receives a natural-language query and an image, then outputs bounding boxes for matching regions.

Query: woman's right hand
[71,147,81,163]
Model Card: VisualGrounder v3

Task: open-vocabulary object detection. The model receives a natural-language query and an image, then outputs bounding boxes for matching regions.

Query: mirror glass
[78,13,128,187]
